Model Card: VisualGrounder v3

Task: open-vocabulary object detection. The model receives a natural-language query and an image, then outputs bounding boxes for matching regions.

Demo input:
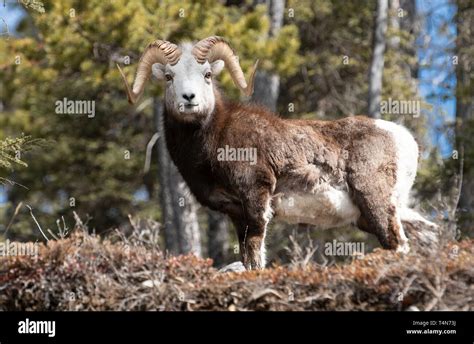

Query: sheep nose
[182,93,195,101]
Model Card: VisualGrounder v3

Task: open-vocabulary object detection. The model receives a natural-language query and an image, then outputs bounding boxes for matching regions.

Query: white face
[152,47,224,123]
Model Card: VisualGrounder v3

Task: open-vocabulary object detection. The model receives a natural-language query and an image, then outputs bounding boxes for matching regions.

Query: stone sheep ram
[117,36,436,270]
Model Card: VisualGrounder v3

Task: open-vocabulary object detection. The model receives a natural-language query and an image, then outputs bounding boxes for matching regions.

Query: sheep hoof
[219,261,246,273]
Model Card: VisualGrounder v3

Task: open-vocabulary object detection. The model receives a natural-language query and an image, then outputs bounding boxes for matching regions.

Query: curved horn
[192,36,258,97]
[117,40,181,104]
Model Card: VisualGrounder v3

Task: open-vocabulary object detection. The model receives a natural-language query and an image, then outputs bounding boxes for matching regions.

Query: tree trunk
[455,0,474,235]
[388,0,419,99]
[368,0,388,118]
[388,0,400,49]
[399,0,419,78]
[154,98,202,256]
[154,98,179,255]
[251,0,285,112]
[170,169,202,257]
[208,210,230,266]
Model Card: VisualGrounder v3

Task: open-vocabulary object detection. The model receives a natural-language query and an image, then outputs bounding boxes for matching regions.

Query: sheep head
[117,36,259,122]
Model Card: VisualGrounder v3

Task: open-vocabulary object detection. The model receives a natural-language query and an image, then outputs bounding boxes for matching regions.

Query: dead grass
[0,228,472,311]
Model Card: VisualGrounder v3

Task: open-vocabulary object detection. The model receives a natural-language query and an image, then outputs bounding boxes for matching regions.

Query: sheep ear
[211,60,225,75]
[152,63,165,80]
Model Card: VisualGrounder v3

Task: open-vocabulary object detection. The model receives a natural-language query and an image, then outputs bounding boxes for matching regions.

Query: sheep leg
[347,132,409,252]
[349,178,408,252]
[232,189,272,270]
[356,203,408,253]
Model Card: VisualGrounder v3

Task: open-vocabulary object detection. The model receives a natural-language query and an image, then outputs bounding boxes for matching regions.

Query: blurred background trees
[455,0,474,237]
[0,0,472,266]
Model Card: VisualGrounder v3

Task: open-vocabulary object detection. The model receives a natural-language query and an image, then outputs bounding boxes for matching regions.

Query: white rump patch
[374,119,419,208]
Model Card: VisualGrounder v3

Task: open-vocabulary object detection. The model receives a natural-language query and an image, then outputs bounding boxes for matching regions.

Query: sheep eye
[165,74,173,81]
[205,72,212,79]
